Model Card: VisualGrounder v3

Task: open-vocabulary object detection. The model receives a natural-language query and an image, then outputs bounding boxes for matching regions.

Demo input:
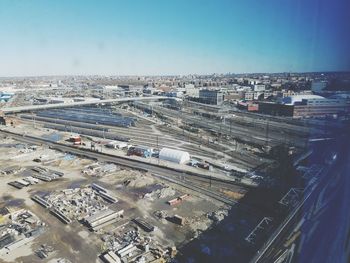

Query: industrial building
[281,94,325,105]
[259,95,350,118]
[197,89,224,105]
[292,98,350,118]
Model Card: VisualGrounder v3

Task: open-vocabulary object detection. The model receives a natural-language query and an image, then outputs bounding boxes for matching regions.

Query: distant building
[198,89,224,105]
[103,85,121,90]
[253,84,265,92]
[281,94,325,105]
[237,101,259,112]
[143,86,157,95]
[118,85,143,95]
[184,84,199,98]
[311,81,328,92]
[259,96,350,118]
[244,91,254,101]
[244,91,264,101]
[293,98,350,118]
[263,91,273,99]
[164,91,183,98]
[249,79,260,85]
[224,90,244,101]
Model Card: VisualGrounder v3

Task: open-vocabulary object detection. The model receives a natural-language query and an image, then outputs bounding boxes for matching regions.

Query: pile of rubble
[35,244,54,259]
[100,224,177,263]
[82,162,119,177]
[207,209,229,223]
[0,209,45,256]
[154,186,176,199]
[153,210,168,220]
[145,186,176,200]
[32,184,120,226]
[127,174,154,188]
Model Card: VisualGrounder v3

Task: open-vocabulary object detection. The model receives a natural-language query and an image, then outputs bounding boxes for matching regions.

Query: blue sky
[0,0,349,76]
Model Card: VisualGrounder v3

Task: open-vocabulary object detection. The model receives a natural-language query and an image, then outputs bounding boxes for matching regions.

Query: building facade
[198,89,224,105]
[259,98,350,118]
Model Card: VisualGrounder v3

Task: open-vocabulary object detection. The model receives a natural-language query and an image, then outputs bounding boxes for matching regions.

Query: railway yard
[0,134,247,263]
[0,93,335,263]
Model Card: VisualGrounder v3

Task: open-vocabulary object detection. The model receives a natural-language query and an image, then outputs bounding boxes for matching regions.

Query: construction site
[0,88,344,263]
[1,1,350,261]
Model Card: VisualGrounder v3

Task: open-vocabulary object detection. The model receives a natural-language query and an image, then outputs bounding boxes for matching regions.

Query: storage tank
[159,148,190,164]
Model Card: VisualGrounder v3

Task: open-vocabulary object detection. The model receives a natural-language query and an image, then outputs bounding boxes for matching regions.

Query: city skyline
[0,0,349,77]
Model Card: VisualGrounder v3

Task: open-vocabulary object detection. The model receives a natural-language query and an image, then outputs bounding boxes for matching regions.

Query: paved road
[1,96,177,114]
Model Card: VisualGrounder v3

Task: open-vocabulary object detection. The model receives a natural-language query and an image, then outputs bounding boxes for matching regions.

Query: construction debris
[31,184,122,230]
[133,218,155,232]
[0,209,45,256]
[35,244,54,259]
[167,194,190,206]
[207,209,229,223]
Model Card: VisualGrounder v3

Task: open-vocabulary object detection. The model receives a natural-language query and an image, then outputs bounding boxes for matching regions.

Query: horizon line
[1,70,350,79]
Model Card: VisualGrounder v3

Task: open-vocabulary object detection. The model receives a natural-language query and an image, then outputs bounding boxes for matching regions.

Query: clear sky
[0,0,349,76]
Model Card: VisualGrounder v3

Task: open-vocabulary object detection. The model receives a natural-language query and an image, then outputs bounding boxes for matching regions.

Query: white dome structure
[159,148,190,164]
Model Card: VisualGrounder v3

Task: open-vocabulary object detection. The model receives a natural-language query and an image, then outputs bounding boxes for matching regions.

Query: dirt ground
[0,137,230,263]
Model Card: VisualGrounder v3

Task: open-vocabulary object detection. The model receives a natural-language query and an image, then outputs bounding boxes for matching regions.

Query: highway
[0,96,178,114]
[0,129,248,205]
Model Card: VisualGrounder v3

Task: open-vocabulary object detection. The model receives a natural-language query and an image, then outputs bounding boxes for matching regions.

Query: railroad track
[143,104,306,147]
[18,117,220,160]
[151,173,238,206]
[0,129,252,191]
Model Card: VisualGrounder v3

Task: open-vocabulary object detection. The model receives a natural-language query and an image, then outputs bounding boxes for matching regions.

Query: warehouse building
[259,95,350,118]
[159,148,190,164]
[281,94,325,105]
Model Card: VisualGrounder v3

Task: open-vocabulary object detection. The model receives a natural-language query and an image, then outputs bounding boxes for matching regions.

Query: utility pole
[157,135,159,165]
[265,120,269,147]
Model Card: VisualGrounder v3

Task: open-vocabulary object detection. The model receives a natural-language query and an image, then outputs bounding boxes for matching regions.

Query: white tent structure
[159,148,190,164]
